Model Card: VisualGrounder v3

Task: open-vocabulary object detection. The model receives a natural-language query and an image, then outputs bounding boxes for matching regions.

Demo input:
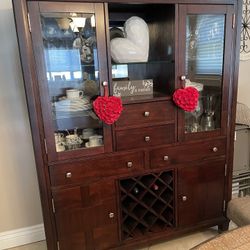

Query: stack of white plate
[53,97,92,119]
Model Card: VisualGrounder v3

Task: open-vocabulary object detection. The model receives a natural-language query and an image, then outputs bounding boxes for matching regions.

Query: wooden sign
[112,79,153,97]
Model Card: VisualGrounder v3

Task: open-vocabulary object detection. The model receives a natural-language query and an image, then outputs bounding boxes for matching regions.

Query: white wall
[238,60,250,108]
[0,0,43,234]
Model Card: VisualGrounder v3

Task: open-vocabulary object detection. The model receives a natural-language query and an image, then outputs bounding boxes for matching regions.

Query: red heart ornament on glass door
[173,86,199,112]
[93,82,123,125]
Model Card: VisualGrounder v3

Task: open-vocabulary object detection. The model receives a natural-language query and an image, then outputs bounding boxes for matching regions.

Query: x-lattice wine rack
[119,170,175,240]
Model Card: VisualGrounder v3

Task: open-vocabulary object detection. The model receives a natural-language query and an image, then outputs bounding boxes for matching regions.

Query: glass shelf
[112,60,175,66]
[53,115,101,131]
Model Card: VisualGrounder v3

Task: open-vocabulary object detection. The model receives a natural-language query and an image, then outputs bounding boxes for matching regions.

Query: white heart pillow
[110,16,149,63]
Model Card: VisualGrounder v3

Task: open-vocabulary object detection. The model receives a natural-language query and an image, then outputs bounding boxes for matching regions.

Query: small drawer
[115,101,175,128]
[150,138,226,168]
[49,152,144,186]
[116,124,175,151]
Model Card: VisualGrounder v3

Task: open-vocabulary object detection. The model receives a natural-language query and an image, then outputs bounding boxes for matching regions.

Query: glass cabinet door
[178,5,234,140]
[28,2,111,161]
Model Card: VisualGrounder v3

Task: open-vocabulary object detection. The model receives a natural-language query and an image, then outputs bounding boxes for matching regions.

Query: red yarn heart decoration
[93,84,123,125]
[173,86,199,112]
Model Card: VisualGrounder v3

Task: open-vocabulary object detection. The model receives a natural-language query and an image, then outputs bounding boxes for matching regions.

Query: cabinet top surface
[24,0,236,4]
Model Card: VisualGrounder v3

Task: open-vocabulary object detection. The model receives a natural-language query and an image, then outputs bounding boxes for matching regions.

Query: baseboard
[0,224,45,250]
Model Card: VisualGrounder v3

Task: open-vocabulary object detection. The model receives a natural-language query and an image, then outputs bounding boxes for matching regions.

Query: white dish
[58,96,90,103]
[81,131,96,140]
[85,142,102,148]
[81,133,94,140]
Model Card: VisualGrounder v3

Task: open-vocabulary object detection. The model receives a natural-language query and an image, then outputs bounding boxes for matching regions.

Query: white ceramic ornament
[110,16,149,63]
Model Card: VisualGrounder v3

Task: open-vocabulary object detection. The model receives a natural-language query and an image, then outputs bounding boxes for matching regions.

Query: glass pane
[41,12,103,152]
[108,4,175,101]
[184,14,225,133]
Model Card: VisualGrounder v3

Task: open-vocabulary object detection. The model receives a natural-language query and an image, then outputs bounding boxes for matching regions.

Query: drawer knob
[182,196,187,202]
[144,136,150,142]
[65,172,72,178]
[144,111,150,117]
[127,161,133,168]
[109,212,115,218]
[212,147,218,152]
[163,155,169,161]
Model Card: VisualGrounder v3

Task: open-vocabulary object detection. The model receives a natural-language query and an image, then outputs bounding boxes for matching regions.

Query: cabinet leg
[218,220,230,233]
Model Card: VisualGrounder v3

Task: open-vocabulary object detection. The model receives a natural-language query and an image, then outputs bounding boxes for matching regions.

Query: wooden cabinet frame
[12,0,242,249]
[177,4,235,142]
[27,1,113,162]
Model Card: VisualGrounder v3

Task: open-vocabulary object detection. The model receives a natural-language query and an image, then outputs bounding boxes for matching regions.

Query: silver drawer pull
[144,136,150,142]
[163,155,169,161]
[212,147,218,152]
[180,75,186,81]
[127,162,133,168]
[144,111,150,117]
[109,212,115,218]
[65,172,72,178]
[182,196,187,202]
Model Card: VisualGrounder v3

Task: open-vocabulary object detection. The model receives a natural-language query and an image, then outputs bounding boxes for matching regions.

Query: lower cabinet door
[178,158,225,227]
[52,179,119,250]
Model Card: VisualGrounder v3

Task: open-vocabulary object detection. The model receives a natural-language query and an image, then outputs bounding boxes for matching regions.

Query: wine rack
[119,170,175,240]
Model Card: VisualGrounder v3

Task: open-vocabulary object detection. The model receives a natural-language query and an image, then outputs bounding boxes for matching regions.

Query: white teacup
[88,135,103,147]
[66,89,83,100]
[82,128,95,139]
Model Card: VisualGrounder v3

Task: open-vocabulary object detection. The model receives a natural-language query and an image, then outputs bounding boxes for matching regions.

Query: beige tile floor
[7,228,220,250]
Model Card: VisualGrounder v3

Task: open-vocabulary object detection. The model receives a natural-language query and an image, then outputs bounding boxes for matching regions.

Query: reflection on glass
[112,64,128,79]
[201,95,216,131]
[41,12,103,152]
[184,14,225,133]
[189,96,204,133]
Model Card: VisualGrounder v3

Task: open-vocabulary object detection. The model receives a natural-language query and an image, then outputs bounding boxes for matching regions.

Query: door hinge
[27,13,31,32]
[52,198,56,213]
[57,241,60,250]
[224,163,227,176]
[232,13,235,29]
[223,200,226,212]
[44,138,48,154]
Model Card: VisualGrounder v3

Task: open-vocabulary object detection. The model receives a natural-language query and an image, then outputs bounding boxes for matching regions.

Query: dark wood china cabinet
[13,0,242,249]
